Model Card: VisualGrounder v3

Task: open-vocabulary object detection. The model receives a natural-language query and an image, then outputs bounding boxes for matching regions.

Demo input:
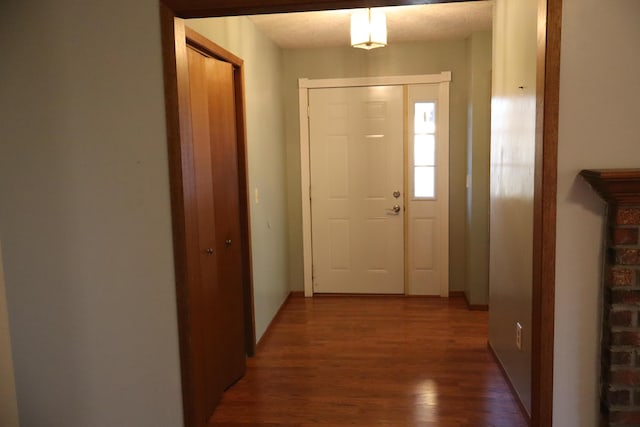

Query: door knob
[225,239,232,246]
[205,248,214,255]
[393,190,401,199]
[386,204,401,214]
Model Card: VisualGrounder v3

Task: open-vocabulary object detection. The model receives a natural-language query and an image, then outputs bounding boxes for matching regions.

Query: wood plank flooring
[209,295,528,426]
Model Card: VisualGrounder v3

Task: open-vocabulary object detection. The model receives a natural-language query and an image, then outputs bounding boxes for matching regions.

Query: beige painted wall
[0,242,19,427]
[283,41,470,293]
[488,0,537,413]
[186,17,290,341]
[465,31,492,306]
[0,1,183,425]
[554,0,640,425]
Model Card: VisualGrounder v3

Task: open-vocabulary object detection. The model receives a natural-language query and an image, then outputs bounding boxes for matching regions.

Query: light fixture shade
[351,9,387,50]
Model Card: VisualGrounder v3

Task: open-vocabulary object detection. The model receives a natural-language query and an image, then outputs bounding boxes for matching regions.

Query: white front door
[309,85,404,294]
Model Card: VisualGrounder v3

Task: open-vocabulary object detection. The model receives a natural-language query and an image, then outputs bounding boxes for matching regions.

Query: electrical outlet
[516,322,523,351]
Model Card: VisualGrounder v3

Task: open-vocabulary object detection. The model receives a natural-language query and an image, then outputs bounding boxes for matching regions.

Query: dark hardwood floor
[209,295,528,427]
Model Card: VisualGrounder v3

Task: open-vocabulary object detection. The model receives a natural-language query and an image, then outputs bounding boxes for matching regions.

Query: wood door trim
[234,59,257,359]
[532,0,562,425]
[160,6,256,427]
[162,0,486,18]
[185,27,244,67]
[159,1,561,426]
[159,5,199,425]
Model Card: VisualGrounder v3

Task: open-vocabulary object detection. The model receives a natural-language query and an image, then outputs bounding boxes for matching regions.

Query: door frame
[160,10,256,426]
[299,73,452,297]
[158,1,562,426]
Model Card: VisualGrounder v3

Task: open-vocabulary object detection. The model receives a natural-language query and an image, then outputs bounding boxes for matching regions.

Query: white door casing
[299,73,451,297]
[309,85,404,294]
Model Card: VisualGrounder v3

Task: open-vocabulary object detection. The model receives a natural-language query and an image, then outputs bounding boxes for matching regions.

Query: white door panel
[309,86,404,294]
[407,83,450,296]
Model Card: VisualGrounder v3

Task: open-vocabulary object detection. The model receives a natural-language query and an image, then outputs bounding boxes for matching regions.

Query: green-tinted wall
[465,32,492,306]
[554,0,640,425]
[489,0,537,413]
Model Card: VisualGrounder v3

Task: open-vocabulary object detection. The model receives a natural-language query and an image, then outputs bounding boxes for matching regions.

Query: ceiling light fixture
[350,8,387,50]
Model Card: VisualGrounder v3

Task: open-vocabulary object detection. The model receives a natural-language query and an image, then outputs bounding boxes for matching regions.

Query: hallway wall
[465,31,492,307]
[0,1,183,425]
[488,0,538,413]
[554,1,640,425]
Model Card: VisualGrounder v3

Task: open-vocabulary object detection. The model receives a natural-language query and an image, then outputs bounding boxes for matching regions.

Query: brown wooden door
[186,45,246,420]
[204,55,246,389]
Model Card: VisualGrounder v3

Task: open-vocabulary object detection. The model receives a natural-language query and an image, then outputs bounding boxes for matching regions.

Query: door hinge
[307,105,310,117]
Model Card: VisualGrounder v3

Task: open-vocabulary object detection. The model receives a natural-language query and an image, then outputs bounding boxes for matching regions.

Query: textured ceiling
[249,1,493,49]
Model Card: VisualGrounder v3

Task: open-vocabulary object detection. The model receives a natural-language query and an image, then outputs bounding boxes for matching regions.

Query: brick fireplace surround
[581,169,640,427]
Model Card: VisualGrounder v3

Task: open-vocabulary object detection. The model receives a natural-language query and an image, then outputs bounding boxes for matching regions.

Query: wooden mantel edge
[580,169,640,206]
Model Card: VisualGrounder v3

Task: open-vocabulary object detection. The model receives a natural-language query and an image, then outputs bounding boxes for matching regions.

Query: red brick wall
[604,206,640,426]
